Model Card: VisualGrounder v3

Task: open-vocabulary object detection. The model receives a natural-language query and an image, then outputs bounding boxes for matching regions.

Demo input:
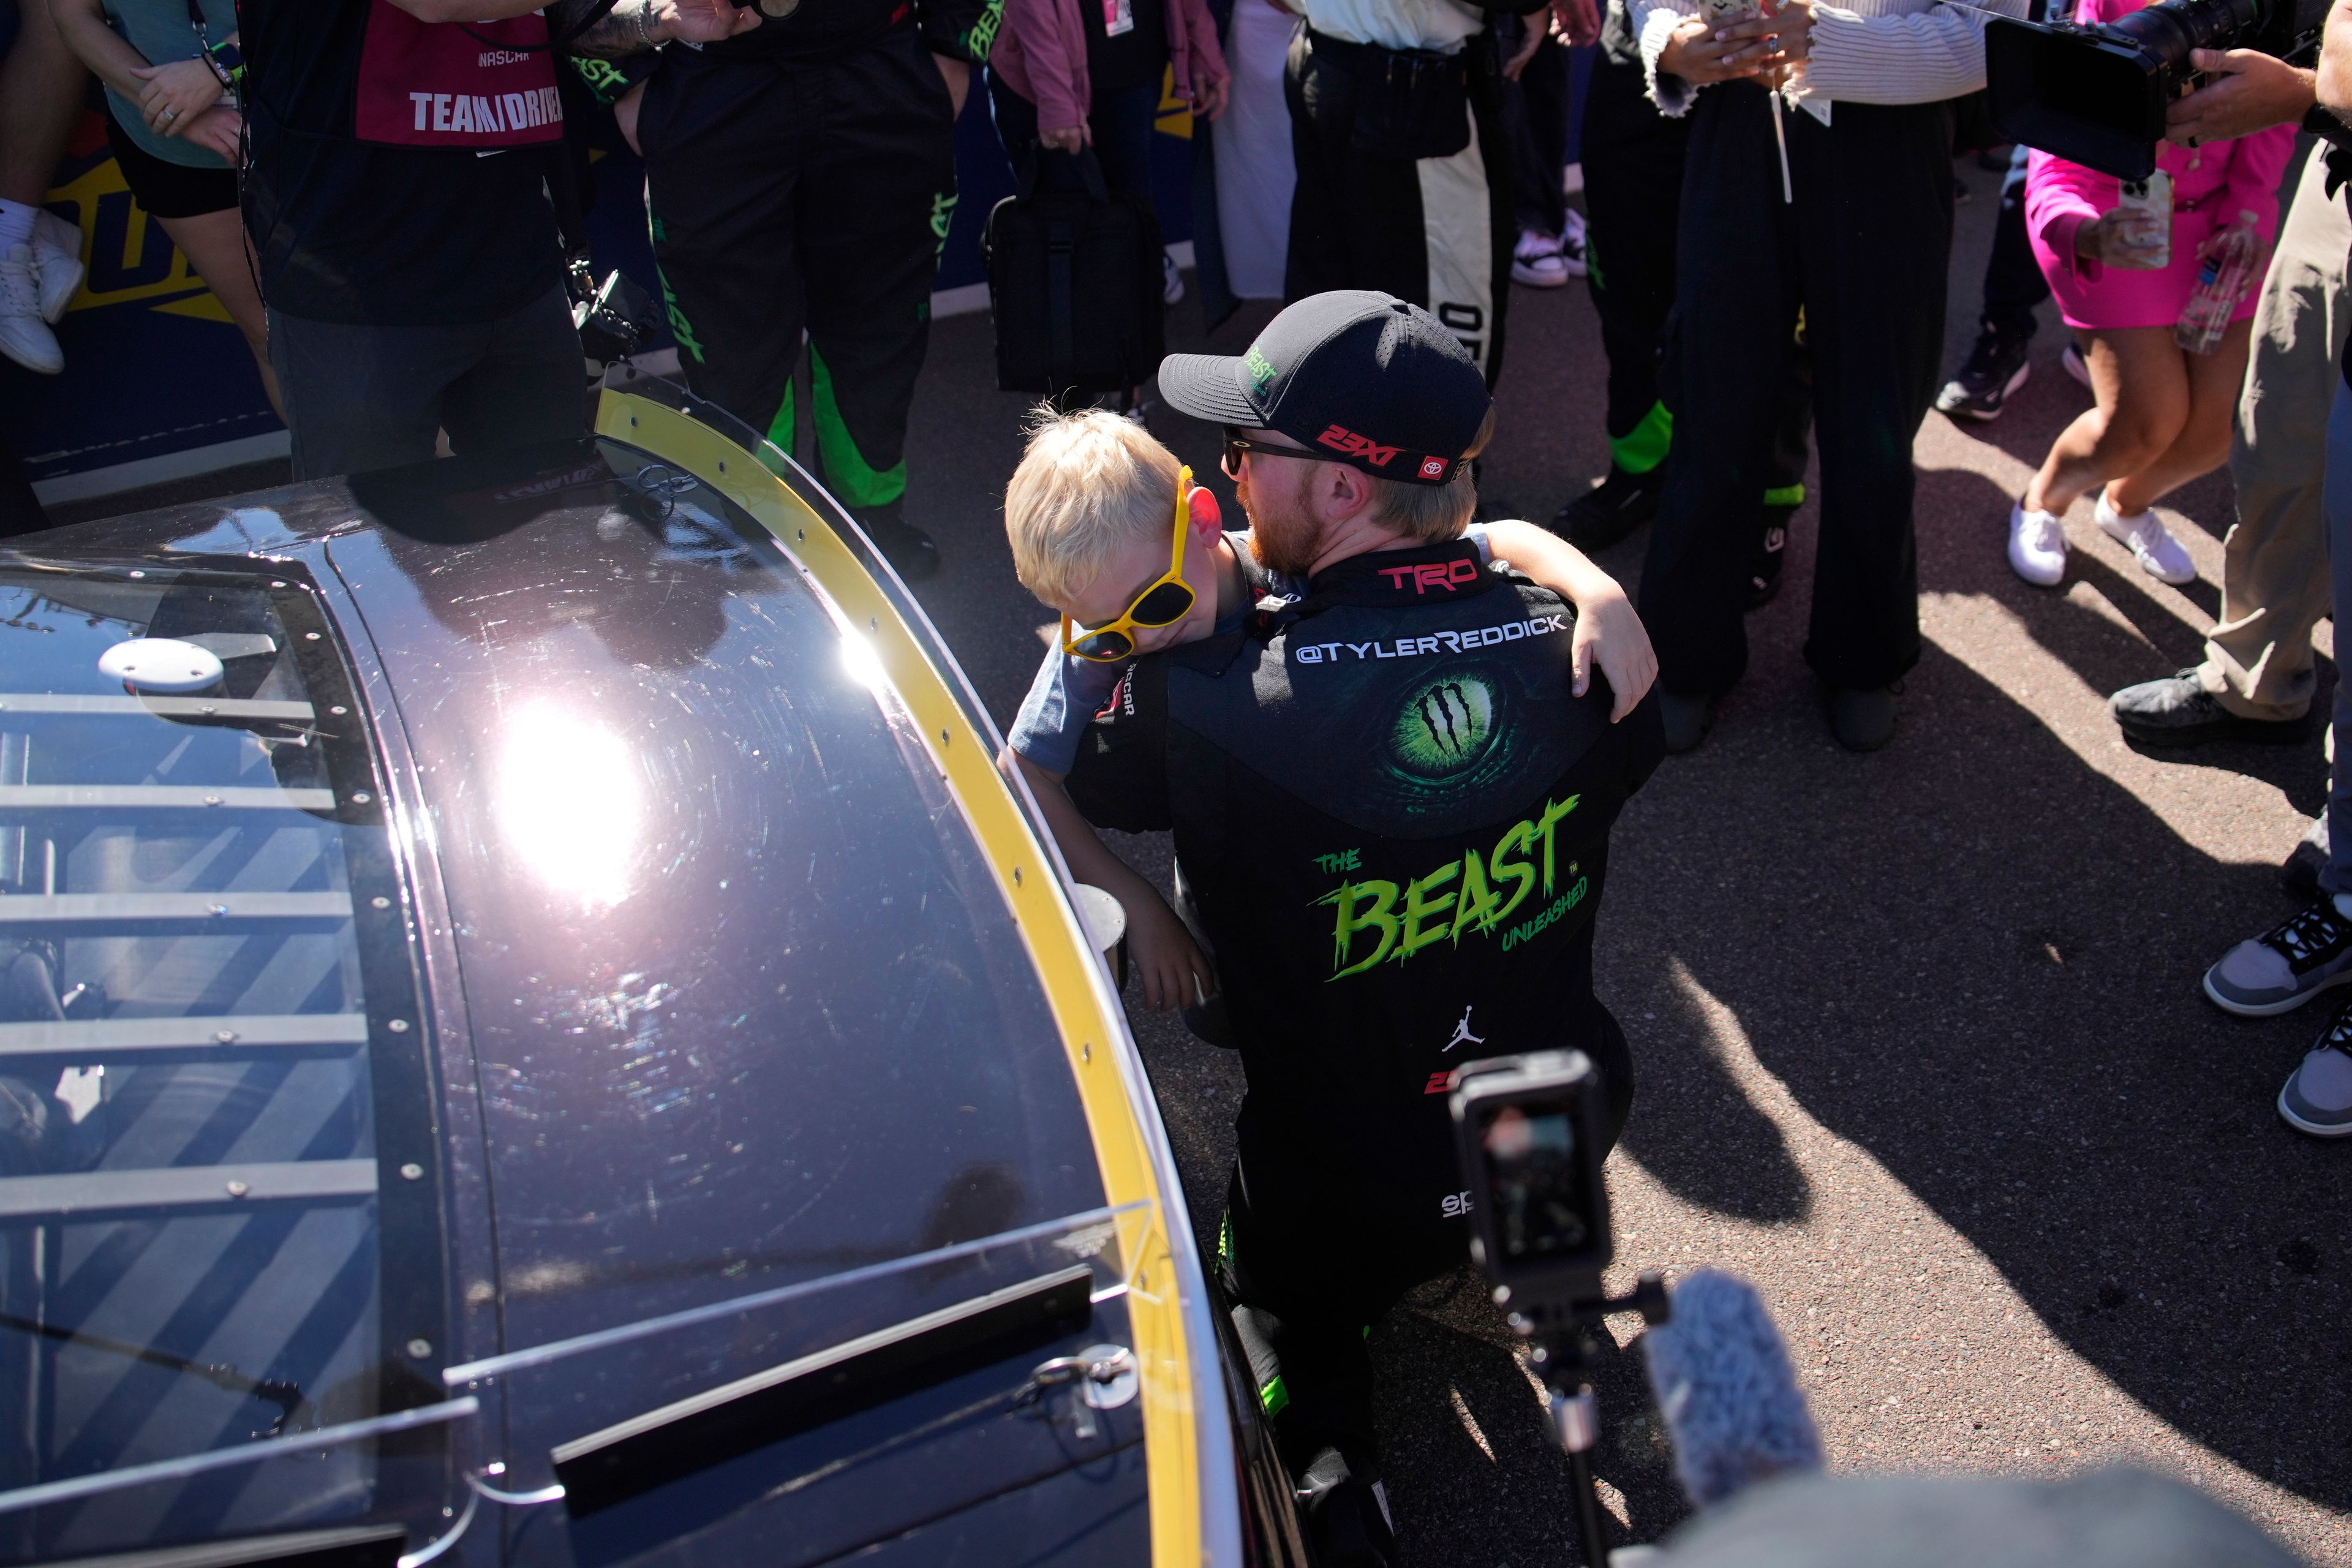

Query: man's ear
[1321,462,1376,524]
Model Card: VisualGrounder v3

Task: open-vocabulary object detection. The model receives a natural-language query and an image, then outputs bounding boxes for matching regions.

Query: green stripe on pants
[812,346,908,511]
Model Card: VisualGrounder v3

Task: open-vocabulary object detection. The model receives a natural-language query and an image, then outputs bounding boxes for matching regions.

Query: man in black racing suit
[558,0,999,580]
[1065,292,1664,1567]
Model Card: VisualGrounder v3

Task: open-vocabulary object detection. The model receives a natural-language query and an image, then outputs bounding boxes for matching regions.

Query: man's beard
[1237,464,1321,579]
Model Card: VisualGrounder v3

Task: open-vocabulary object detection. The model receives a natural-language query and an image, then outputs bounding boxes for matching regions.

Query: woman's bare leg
[156,209,283,421]
[2024,326,2191,515]
[0,0,85,208]
[2106,317,2253,515]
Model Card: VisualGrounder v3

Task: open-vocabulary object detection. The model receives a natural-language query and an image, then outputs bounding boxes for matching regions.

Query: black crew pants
[636,28,957,517]
[1639,88,1952,696]
[1581,51,1811,494]
[1980,143,2050,341]
[1285,28,1516,386]
[1496,16,1570,239]
[1219,1010,1634,1483]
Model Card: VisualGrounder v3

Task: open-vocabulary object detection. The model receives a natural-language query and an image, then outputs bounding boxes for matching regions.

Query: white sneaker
[31,210,81,323]
[2061,341,2091,389]
[1558,209,1589,279]
[1511,228,1570,288]
[1162,251,1184,306]
[2094,491,2196,584]
[2007,499,2066,587]
[0,245,63,374]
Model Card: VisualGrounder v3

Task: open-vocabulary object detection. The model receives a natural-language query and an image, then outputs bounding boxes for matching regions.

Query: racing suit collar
[1303,537,1498,607]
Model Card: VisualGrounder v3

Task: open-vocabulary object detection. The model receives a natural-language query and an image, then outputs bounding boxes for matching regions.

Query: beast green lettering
[1315,796,1585,979]
[1450,848,1501,945]
[1398,862,1459,960]
[1537,795,1580,893]
[1321,880,1400,978]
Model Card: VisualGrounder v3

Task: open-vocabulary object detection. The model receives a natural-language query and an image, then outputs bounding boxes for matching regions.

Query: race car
[0,370,1306,1568]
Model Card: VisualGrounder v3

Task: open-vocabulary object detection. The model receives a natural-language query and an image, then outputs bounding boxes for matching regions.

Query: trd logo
[1317,424,1400,467]
[1378,559,1480,595]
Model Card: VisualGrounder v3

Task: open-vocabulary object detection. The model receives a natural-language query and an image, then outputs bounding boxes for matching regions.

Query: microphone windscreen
[1642,1268,1824,1510]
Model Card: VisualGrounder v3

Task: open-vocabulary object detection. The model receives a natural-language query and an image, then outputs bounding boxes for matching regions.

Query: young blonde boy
[1000,407,1657,1010]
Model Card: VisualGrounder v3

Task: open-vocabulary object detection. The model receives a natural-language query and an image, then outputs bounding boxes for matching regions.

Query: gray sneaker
[2204,897,2352,1016]
[2278,997,2352,1136]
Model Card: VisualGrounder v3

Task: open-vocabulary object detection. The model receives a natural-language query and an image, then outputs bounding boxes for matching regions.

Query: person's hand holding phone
[2075,207,2168,269]
[1659,14,1767,83]
[1716,0,1812,74]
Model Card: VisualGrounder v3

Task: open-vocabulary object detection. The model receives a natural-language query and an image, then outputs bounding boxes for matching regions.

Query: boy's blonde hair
[1363,402,1498,543]
[1005,406,1182,605]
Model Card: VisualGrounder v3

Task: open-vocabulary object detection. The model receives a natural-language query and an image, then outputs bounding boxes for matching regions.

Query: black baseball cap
[1158,291,1491,487]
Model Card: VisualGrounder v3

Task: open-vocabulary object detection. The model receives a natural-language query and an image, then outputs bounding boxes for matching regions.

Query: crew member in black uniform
[557,0,1002,580]
[1561,0,1809,609]
[1066,293,1664,1567]
[1283,0,1551,386]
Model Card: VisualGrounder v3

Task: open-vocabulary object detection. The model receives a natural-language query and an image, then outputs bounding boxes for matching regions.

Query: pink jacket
[2023,0,2293,309]
[989,0,1229,135]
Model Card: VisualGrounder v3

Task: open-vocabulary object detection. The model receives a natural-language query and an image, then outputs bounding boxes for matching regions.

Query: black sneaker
[2204,896,2352,1016]
[856,505,941,582]
[2284,809,2329,898]
[1745,504,1792,611]
[1827,685,1896,752]
[1297,1449,1396,1568]
[1553,464,1664,551]
[1934,323,2033,422]
[2109,670,2311,748]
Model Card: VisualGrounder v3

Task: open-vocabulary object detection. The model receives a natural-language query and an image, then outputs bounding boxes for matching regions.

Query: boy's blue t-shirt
[1009,524,1494,776]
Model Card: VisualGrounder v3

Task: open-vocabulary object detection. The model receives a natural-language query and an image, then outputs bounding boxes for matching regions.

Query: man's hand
[1039,123,1091,153]
[1551,0,1600,49]
[184,105,243,160]
[1569,586,1658,722]
[1124,890,1216,1012]
[2167,48,2314,145]
[1504,17,1545,80]
[658,0,764,43]
[935,54,971,117]
[1659,15,1766,84]
[1192,73,1231,121]
[614,79,647,154]
[133,58,223,135]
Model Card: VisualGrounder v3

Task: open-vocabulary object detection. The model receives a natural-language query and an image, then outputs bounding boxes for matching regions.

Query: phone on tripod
[1451,1051,1662,1568]
[1452,1050,1612,1314]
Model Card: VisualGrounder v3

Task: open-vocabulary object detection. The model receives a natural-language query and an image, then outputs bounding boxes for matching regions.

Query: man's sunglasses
[1221,426,1319,475]
[1060,466,1198,663]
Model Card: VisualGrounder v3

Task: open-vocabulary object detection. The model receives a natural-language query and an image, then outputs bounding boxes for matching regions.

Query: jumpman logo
[1442,1006,1484,1054]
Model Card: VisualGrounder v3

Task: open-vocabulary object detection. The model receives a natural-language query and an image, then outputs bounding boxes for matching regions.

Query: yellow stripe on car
[594,390,1204,1567]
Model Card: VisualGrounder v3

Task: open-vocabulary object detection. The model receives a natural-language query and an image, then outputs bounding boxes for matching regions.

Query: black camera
[570,259,662,372]
[1449,1050,1613,1314]
[1986,0,2330,180]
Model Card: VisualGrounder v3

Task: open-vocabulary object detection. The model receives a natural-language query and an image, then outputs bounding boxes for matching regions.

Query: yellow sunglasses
[1060,466,1198,663]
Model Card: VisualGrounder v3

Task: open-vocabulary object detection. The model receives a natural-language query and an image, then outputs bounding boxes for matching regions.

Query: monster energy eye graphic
[1392,674,1497,779]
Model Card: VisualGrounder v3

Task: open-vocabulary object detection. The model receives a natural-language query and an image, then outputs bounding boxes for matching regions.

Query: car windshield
[0,562,439,1560]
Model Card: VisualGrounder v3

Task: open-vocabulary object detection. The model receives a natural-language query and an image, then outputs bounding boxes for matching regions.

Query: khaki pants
[2201,147,2352,721]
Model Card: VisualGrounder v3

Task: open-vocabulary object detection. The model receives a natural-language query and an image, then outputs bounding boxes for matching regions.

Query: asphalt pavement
[52,146,2350,1567]
[894,152,2352,1564]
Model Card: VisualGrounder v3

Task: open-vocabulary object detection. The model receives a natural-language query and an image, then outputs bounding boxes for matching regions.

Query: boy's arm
[1480,519,1659,722]
[1002,748,1216,1013]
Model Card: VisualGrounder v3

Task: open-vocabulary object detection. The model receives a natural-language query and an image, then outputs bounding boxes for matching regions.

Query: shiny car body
[0,374,1306,1568]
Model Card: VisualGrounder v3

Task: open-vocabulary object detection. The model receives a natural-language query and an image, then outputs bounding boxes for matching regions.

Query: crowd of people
[2,0,2351,1560]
